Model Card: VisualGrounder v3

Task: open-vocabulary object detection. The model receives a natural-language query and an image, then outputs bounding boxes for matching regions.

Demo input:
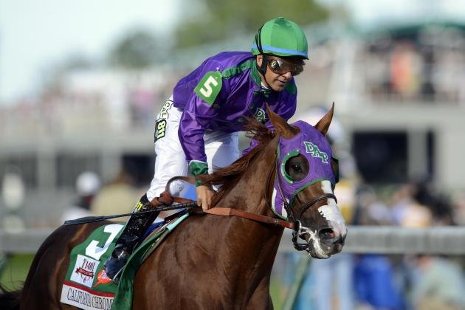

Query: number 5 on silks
[194,71,223,106]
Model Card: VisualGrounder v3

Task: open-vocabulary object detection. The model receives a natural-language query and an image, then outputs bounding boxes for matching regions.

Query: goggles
[267,57,304,76]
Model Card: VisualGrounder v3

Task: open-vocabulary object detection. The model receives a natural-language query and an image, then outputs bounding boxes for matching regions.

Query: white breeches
[146,97,240,201]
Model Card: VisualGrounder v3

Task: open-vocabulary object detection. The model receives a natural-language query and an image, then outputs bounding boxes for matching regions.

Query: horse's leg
[132,246,181,309]
[20,224,97,309]
[247,276,274,310]
[20,251,68,308]
[132,227,219,310]
[17,230,65,308]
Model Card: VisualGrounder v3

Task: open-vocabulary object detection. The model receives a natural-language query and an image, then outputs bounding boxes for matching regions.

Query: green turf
[0,254,35,291]
[271,278,288,310]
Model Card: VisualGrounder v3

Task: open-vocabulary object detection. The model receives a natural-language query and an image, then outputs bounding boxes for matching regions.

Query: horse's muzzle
[319,229,346,254]
[300,226,346,258]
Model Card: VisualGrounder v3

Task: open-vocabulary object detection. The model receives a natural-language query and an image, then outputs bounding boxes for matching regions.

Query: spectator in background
[90,168,140,221]
[412,180,455,226]
[352,184,406,310]
[398,181,465,310]
[353,184,393,226]
[61,171,101,222]
[412,255,465,310]
[451,191,465,225]
[389,40,422,100]
[390,182,433,228]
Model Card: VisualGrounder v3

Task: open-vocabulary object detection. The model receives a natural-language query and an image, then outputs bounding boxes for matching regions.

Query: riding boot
[104,194,160,280]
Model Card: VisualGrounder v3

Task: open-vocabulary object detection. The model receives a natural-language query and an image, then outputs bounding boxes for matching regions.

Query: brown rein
[204,208,294,229]
[164,176,295,230]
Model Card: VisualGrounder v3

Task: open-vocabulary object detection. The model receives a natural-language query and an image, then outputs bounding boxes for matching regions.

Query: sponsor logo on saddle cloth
[70,254,99,287]
[60,215,189,310]
[61,224,123,310]
[271,120,336,219]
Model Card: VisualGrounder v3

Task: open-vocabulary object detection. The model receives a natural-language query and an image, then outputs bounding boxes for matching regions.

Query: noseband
[293,193,338,220]
[287,193,337,251]
[279,188,337,251]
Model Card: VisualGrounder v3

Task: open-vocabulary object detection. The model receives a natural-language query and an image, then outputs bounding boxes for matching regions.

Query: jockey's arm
[178,94,220,210]
[188,160,214,210]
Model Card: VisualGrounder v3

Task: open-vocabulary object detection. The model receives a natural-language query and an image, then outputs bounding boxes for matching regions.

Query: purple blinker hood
[272,120,336,219]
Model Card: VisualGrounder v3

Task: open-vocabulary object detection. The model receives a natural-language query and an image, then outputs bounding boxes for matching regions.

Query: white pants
[146,96,240,201]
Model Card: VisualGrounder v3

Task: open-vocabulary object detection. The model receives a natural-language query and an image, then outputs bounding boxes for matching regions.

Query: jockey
[104,17,309,280]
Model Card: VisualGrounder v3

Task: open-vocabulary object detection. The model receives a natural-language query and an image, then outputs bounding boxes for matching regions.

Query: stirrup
[104,257,127,281]
[104,248,130,281]
[109,267,124,283]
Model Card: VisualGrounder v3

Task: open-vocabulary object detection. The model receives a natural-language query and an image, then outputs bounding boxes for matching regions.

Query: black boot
[104,194,160,280]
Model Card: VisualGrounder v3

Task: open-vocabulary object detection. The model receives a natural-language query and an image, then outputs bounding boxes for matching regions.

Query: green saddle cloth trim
[61,213,189,310]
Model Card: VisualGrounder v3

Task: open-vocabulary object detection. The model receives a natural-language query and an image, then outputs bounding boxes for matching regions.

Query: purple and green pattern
[272,121,335,218]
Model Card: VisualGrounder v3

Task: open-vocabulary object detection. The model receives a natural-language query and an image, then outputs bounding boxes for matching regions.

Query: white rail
[1,226,465,255]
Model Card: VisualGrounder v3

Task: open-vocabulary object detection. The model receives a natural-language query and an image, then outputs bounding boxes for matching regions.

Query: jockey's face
[257,55,305,92]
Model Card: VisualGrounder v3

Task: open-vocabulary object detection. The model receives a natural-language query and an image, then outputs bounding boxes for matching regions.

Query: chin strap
[254,24,275,90]
[257,55,268,75]
[256,55,274,91]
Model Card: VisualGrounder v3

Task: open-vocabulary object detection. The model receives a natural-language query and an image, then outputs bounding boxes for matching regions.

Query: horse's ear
[314,103,334,136]
[266,105,299,138]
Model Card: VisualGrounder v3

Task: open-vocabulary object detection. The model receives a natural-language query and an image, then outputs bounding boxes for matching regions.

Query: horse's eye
[285,155,309,182]
[331,157,340,184]
[291,164,303,173]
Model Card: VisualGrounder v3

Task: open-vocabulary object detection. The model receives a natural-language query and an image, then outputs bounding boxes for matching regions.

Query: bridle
[65,159,336,236]
[288,193,338,251]
[161,138,337,252]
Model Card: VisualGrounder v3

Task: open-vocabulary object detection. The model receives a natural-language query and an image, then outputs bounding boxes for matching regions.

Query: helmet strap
[257,54,268,75]
[256,55,273,90]
[255,25,273,89]
[255,26,268,74]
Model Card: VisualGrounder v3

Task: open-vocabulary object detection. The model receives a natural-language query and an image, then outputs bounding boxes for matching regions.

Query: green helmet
[251,17,308,59]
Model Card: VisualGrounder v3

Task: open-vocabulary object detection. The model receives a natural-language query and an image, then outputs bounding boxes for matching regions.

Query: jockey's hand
[196,185,214,211]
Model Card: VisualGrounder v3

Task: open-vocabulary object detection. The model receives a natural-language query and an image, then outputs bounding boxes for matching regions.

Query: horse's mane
[201,118,276,207]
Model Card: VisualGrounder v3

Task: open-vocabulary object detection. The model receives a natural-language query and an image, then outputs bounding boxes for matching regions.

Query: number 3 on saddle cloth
[60,211,189,310]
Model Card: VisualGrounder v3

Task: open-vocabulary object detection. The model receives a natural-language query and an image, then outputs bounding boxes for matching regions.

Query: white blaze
[318,180,347,234]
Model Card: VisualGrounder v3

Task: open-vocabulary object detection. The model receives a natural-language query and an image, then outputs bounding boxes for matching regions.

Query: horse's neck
[222,141,277,216]
[212,140,283,272]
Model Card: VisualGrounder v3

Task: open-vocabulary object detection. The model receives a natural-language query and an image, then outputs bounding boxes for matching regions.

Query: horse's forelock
[243,117,274,144]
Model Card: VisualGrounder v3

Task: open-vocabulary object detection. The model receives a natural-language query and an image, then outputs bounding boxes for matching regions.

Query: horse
[0,105,347,309]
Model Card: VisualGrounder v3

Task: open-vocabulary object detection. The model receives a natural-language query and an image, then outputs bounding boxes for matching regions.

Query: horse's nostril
[318,228,335,240]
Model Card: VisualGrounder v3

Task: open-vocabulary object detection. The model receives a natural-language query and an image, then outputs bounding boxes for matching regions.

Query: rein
[166,176,295,229]
[204,207,294,229]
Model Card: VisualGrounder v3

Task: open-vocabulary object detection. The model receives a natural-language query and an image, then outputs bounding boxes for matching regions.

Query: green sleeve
[188,161,208,187]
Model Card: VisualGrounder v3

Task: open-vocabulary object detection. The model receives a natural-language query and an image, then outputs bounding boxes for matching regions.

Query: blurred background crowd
[1,0,465,309]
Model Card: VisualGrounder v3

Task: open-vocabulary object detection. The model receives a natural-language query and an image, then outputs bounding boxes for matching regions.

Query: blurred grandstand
[0,19,464,228]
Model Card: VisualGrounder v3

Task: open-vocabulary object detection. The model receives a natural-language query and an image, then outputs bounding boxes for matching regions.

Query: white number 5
[199,76,219,98]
